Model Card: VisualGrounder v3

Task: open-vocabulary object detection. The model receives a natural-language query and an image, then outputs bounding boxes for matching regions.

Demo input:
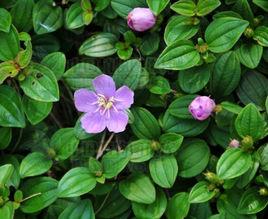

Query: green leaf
[102,150,130,178]
[63,63,102,90]
[132,190,167,219]
[10,0,34,32]
[50,128,80,161]
[235,103,266,140]
[176,138,210,178]
[0,61,19,84]
[216,148,252,180]
[20,177,58,213]
[253,26,268,47]
[41,52,66,80]
[0,85,25,128]
[205,17,249,53]
[92,0,110,12]
[59,199,95,219]
[33,0,63,34]
[253,0,268,12]
[96,189,131,218]
[259,144,268,171]
[0,164,14,186]
[164,16,199,45]
[166,192,190,219]
[0,8,11,32]
[0,128,12,150]
[196,0,221,16]
[237,159,259,188]
[140,33,160,56]
[163,112,210,137]
[16,36,32,69]
[189,181,217,203]
[168,95,197,119]
[58,167,97,198]
[170,0,196,16]
[0,25,20,61]
[111,0,147,17]
[149,155,178,188]
[237,187,268,214]
[113,59,142,90]
[220,101,242,114]
[159,133,184,154]
[20,63,59,102]
[22,96,52,125]
[178,64,210,94]
[236,43,263,69]
[119,173,156,204]
[147,0,170,15]
[126,139,154,163]
[0,202,14,219]
[19,152,52,178]
[79,33,118,57]
[210,51,241,98]
[149,76,171,95]
[65,2,84,30]
[236,71,268,110]
[131,107,161,140]
[154,40,200,70]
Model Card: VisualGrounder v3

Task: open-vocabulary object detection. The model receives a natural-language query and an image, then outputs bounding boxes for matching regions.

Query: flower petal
[114,86,134,110]
[107,110,128,133]
[81,112,106,134]
[74,89,98,113]
[92,74,116,97]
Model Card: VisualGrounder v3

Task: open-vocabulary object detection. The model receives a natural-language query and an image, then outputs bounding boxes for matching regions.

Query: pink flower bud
[229,139,240,148]
[188,96,216,121]
[127,8,156,32]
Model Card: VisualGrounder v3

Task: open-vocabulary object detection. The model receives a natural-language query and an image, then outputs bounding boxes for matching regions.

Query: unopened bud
[229,139,240,148]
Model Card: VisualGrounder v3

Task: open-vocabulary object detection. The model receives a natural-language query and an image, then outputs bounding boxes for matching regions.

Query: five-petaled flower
[74,74,134,134]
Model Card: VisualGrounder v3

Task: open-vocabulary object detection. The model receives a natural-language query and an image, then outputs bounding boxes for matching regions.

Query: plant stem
[96,133,115,159]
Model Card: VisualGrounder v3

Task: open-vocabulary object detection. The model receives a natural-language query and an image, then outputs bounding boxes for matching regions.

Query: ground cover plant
[1,0,268,218]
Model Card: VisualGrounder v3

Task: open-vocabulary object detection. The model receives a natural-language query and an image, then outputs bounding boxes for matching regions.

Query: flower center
[97,94,114,110]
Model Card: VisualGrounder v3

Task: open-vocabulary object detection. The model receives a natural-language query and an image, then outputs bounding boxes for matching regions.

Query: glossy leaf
[164,16,199,45]
[154,40,200,70]
[41,52,66,80]
[50,128,80,161]
[171,0,196,16]
[79,33,118,57]
[235,103,266,140]
[159,133,184,154]
[205,17,249,53]
[179,64,210,94]
[111,0,147,17]
[216,148,252,180]
[0,128,12,150]
[149,155,178,188]
[176,138,210,178]
[0,85,25,128]
[119,173,156,204]
[147,0,170,15]
[113,59,142,90]
[210,51,241,98]
[19,152,52,178]
[131,107,161,140]
[0,8,11,32]
[166,192,190,219]
[58,167,97,198]
[189,181,217,203]
[22,96,52,125]
[20,63,59,102]
[126,139,154,162]
[33,0,63,34]
[20,177,58,213]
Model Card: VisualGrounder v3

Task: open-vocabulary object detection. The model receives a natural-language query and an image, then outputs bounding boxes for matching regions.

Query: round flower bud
[127,8,156,32]
[188,96,216,121]
[229,139,240,148]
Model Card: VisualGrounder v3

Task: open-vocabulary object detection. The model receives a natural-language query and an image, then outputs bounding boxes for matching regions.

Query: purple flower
[74,74,134,134]
[229,139,240,148]
[189,96,216,121]
[127,8,156,32]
